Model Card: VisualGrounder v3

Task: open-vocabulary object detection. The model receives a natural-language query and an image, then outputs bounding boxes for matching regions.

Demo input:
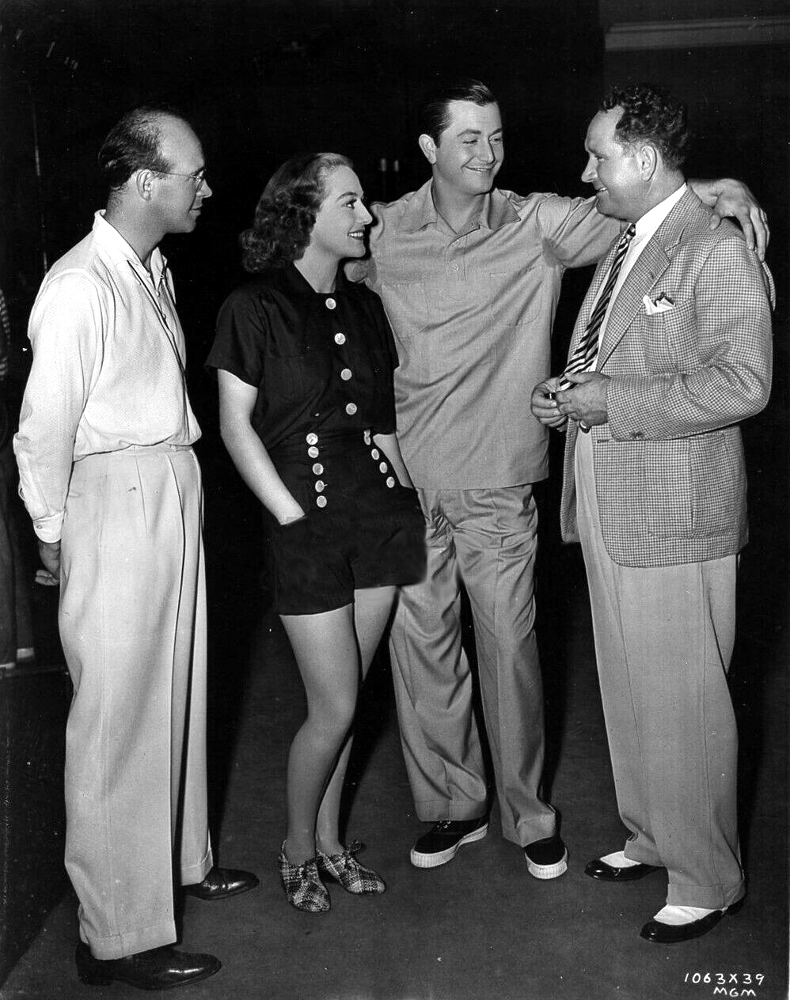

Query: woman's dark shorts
[267,431,426,615]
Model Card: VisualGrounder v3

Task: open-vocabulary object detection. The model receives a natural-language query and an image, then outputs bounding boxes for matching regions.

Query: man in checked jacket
[531,84,773,945]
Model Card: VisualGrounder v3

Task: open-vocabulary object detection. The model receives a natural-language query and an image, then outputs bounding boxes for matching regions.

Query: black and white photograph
[0,1,787,998]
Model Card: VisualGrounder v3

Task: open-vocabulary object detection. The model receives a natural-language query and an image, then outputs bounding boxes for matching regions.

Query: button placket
[305,433,327,508]
[367,440,393,485]
[330,322,356,419]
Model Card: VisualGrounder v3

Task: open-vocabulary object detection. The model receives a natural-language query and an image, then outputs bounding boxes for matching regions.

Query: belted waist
[76,442,195,462]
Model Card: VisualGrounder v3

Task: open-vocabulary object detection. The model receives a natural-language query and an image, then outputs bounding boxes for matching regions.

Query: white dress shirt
[14,211,201,542]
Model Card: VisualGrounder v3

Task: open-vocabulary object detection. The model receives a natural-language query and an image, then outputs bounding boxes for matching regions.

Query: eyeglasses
[155,168,208,193]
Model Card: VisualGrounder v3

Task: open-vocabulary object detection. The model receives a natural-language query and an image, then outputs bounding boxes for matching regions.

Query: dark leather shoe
[183,866,259,900]
[75,942,221,990]
[585,857,661,882]
[639,900,743,944]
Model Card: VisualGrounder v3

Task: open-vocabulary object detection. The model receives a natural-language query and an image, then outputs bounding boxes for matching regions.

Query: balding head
[98,106,190,191]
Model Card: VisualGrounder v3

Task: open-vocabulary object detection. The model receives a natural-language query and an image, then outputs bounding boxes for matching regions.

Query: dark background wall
[1,0,786,397]
[0,0,607,374]
[0,0,786,985]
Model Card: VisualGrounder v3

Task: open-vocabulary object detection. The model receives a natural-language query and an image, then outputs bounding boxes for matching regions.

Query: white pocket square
[643,293,675,315]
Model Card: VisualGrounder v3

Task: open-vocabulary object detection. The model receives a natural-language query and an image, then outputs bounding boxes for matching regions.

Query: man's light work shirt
[14,211,201,542]
[367,182,618,489]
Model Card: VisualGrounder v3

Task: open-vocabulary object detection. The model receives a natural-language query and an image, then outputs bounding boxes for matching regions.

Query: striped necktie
[559,222,636,390]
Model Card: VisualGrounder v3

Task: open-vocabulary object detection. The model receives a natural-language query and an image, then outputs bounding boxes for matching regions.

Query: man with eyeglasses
[14,106,258,991]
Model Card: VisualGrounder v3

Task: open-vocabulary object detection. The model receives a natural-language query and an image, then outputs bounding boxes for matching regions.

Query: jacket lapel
[596,191,697,368]
[596,240,671,367]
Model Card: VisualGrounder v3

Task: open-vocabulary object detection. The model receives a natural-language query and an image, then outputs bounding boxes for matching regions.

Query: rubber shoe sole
[526,847,568,880]
[410,822,489,869]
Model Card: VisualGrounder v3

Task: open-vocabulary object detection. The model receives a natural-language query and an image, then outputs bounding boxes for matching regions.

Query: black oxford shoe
[75,942,221,990]
[585,857,661,882]
[183,866,259,900]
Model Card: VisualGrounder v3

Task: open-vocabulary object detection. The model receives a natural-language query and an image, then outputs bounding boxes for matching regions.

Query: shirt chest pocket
[381,281,430,339]
[487,266,543,327]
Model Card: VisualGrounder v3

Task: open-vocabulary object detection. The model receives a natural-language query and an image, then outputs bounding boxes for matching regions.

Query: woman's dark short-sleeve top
[207,264,399,451]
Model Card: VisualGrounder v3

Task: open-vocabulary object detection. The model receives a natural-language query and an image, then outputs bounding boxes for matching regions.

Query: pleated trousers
[59,446,212,959]
[389,485,557,847]
[575,432,744,909]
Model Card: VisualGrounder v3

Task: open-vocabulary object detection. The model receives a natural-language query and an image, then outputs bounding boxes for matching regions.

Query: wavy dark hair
[601,84,690,171]
[98,105,187,189]
[420,79,498,145]
[240,153,354,272]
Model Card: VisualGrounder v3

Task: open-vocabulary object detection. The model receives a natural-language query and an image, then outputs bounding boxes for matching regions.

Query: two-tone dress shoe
[183,866,259,900]
[75,941,221,990]
[585,857,661,882]
[640,900,744,944]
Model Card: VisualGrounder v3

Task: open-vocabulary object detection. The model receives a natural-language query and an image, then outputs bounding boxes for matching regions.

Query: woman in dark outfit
[206,153,425,913]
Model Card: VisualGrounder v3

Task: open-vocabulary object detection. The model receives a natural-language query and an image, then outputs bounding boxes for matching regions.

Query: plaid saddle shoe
[278,845,330,912]
[316,841,386,894]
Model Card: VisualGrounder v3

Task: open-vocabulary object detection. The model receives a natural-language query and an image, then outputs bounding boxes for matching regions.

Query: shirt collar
[92,210,169,289]
[398,181,519,234]
[282,262,353,297]
[633,183,687,244]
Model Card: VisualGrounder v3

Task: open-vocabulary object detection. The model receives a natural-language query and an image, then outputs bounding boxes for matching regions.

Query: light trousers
[60,447,212,959]
[575,432,744,909]
[389,485,556,846]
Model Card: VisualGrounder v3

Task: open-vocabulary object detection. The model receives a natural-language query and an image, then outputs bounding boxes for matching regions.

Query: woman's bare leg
[280,604,359,865]
[315,585,396,854]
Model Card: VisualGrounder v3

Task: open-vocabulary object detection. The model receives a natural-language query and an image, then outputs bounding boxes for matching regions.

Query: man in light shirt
[532,84,773,943]
[363,78,768,879]
[14,106,257,991]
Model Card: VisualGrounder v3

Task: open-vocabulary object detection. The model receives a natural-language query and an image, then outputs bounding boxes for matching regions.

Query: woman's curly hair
[240,152,353,272]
